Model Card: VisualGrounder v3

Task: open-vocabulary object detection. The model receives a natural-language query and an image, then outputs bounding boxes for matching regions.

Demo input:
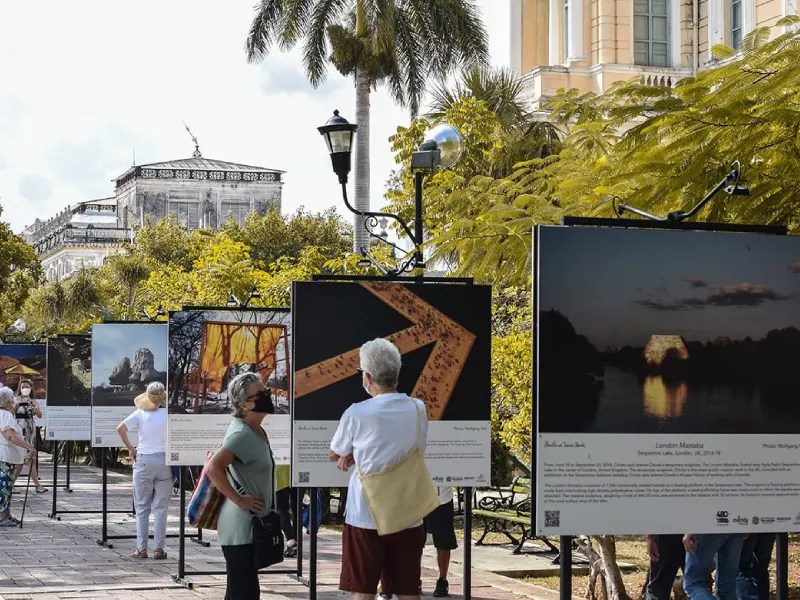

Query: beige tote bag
[357,400,439,535]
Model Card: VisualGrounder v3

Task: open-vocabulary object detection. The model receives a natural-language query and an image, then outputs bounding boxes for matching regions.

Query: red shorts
[340,524,426,594]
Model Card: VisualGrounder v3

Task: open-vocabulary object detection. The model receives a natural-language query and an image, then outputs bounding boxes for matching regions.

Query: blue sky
[538,226,800,349]
[0,1,509,233]
[91,323,168,386]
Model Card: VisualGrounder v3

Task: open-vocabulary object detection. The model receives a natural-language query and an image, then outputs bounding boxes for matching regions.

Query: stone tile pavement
[0,456,563,600]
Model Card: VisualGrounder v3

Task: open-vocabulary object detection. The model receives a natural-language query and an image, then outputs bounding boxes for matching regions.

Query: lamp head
[6,318,26,335]
[226,294,239,308]
[318,110,358,184]
[420,123,464,169]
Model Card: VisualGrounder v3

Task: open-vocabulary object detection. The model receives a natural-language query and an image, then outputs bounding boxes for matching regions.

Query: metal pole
[776,533,788,600]
[413,171,424,268]
[50,441,58,518]
[309,487,318,600]
[463,487,473,600]
[179,466,186,579]
[559,536,572,600]
[296,486,303,578]
[101,451,108,544]
[65,440,72,492]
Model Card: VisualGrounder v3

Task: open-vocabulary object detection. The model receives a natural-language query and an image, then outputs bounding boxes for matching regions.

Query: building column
[510,0,522,72]
[567,0,584,61]
[597,0,617,64]
[548,0,560,64]
[744,0,755,35]
[707,0,724,60]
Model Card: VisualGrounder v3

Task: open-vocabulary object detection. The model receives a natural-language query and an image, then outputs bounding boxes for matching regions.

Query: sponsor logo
[776,517,791,523]
[445,476,452,482]
[476,473,487,483]
[760,517,776,524]
[716,510,729,525]
[752,516,760,525]
[792,513,800,525]
[432,476,444,482]
[732,515,748,526]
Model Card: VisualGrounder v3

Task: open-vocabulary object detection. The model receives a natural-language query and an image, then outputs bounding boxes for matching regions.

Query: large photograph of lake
[536,225,800,434]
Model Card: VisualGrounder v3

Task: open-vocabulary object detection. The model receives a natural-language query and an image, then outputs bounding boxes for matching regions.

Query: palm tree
[245,0,488,252]
[428,66,561,178]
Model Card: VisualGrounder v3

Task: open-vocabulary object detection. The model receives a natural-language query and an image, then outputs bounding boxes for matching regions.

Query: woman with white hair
[329,338,430,600]
[117,381,171,559]
[0,386,37,527]
[206,371,275,600]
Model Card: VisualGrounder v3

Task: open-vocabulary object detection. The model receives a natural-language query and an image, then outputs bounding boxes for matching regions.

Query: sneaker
[378,593,392,599]
[433,578,449,598]
[0,518,18,527]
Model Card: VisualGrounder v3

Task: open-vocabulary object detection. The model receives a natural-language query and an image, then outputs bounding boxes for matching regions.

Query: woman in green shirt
[206,372,275,600]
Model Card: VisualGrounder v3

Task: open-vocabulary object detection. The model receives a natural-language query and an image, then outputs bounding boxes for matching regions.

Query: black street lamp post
[319,110,463,275]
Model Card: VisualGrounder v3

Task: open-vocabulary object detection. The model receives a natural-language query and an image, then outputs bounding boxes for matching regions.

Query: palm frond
[245,0,287,63]
[303,0,349,86]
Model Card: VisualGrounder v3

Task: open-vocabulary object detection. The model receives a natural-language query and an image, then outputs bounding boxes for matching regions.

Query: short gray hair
[360,338,402,387]
[0,387,14,410]
[228,372,260,418]
[146,381,165,396]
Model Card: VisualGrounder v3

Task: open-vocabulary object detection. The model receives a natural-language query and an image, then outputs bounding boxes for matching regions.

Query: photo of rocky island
[91,323,168,407]
[536,226,800,434]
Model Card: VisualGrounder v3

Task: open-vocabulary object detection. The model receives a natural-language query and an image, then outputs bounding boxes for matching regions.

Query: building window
[562,0,569,62]
[168,201,200,228]
[221,202,250,227]
[731,0,743,51]
[634,0,669,67]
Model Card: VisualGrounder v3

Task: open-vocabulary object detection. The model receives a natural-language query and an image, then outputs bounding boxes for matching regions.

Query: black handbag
[230,450,284,570]
[252,511,284,569]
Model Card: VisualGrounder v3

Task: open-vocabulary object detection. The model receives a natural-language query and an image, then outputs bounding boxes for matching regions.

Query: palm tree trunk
[352,68,371,254]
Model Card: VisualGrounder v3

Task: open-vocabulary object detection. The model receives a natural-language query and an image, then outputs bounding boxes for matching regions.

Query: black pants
[221,544,260,600]
[646,534,686,600]
[276,487,299,541]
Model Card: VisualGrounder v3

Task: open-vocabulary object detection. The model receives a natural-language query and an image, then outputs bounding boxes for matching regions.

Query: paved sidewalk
[0,457,561,600]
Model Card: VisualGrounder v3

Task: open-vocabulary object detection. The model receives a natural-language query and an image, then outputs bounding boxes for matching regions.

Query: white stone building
[25,154,285,282]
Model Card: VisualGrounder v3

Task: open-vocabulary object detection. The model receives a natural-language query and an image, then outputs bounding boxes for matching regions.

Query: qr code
[298,471,310,483]
[95,436,102,444]
[171,453,179,462]
[545,510,561,528]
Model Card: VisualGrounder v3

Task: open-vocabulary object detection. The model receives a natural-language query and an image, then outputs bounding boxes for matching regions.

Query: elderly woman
[206,372,275,600]
[0,387,37,527]
[117,381,171,560]
[14,379,47,493]
[329,338,429,600]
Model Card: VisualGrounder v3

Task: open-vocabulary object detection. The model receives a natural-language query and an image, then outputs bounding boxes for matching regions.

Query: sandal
[35,486,48,494]
[153,548,167,560]
[284,543,298,558]
[131,549,148,558]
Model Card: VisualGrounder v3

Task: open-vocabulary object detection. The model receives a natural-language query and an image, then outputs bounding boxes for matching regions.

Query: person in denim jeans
[736,533,775,600]
[683,533,745,600]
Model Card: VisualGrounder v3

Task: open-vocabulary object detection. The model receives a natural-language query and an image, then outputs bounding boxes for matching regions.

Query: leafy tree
[424,21,800,287]
[0,204,41,329]
[223,208,350,267]
[245,0,488,249]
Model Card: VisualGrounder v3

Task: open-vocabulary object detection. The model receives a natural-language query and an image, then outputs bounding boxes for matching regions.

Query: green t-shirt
[275,464,291,492]
[216,419,274,546]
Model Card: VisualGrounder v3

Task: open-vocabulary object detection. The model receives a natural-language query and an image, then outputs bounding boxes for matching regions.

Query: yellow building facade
[511,0,799,109]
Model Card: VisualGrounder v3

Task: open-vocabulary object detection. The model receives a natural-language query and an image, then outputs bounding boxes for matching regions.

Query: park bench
[472,476,559,555]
